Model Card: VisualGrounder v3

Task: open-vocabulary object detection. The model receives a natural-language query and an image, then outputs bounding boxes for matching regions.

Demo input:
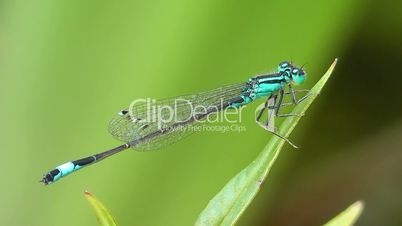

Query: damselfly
[41,61,308,185]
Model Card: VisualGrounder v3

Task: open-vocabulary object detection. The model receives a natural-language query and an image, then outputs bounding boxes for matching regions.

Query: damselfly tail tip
[40,178,48,185]
[40,170,58,185]
[40,175,50,185]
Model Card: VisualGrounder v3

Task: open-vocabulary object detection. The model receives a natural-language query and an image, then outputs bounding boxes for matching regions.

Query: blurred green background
[1,0,402,225]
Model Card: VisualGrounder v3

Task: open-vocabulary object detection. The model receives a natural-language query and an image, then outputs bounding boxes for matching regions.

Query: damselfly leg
[255,87,310,148]
[276,88,310,117]
[288,85,311,104]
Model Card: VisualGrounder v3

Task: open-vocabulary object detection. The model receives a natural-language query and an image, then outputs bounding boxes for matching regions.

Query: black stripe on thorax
[254,72,282,80]
[258,79,285,84]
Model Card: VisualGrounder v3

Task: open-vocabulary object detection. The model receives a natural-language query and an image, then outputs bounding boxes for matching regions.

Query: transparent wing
[108,82,249,151]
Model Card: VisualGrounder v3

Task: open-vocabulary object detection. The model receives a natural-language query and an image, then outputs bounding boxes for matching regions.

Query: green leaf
[84,190,117,226]
[323,201,364,226]
[195,59,338,226]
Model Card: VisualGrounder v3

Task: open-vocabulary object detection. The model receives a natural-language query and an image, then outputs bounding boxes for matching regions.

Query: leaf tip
[351,200,365,214]
[326,58,338,74]
[323,200,365,226]
[334,57,338,63]
[84,190,117,226]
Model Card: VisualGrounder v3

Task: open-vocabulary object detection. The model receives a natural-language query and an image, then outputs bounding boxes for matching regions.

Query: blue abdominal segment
[55,162,81,181]
[44,162,83,184]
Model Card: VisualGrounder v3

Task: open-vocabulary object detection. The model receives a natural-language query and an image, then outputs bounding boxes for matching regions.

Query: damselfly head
[290,67,306,85]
